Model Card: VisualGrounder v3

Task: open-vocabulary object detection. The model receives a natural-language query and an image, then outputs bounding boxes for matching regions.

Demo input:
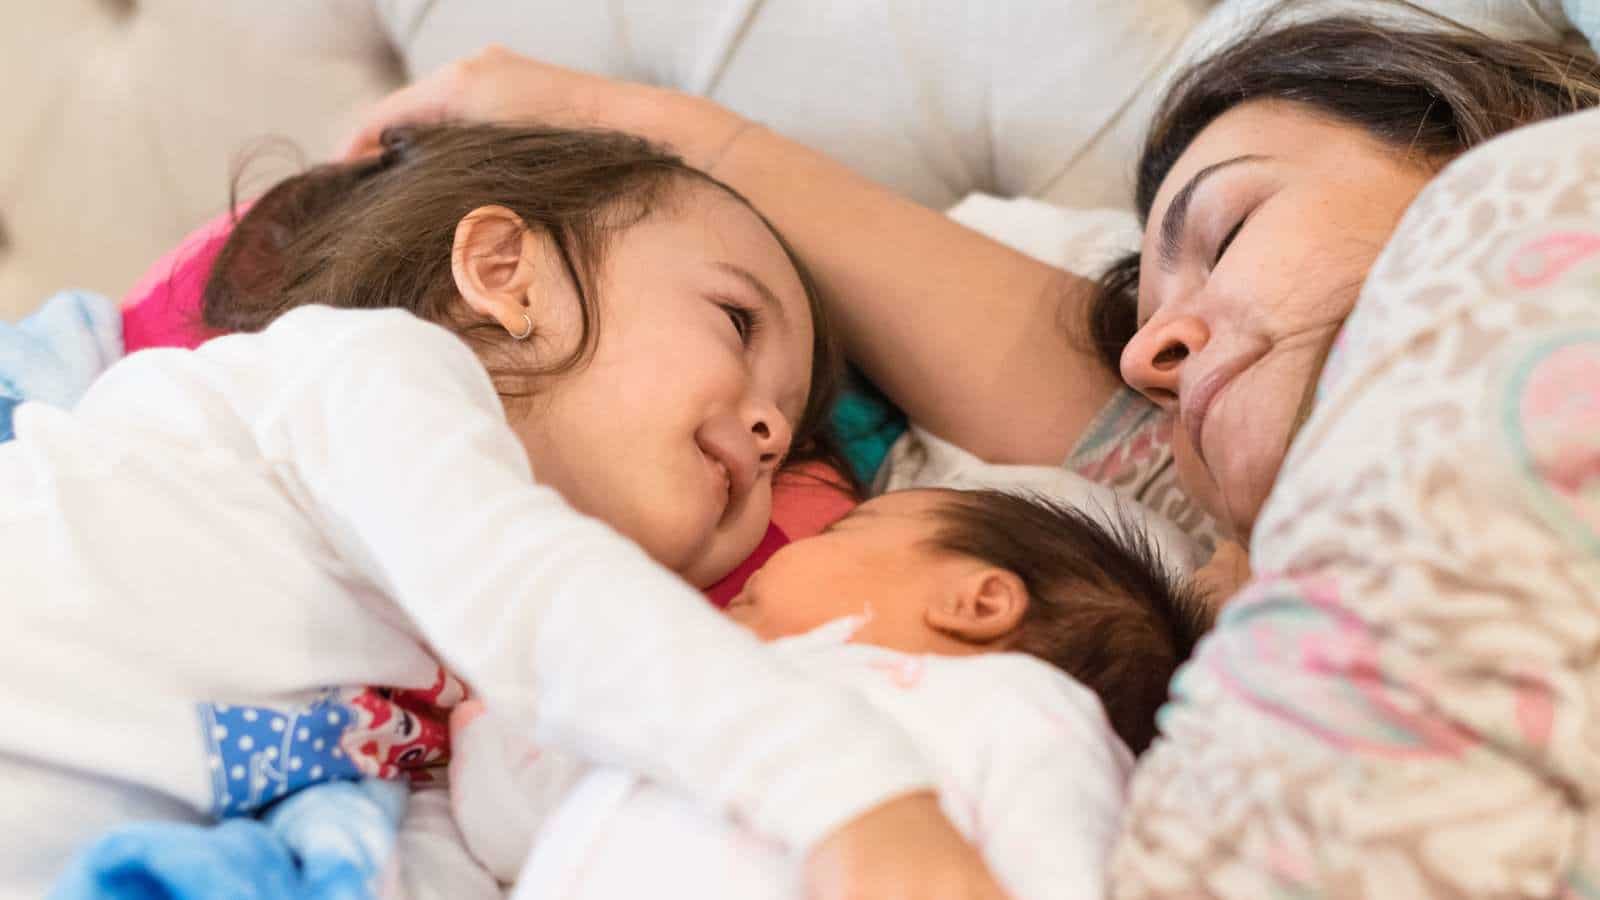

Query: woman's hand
[805,791,1011,900]
[339,45,746,170]
[1194,539,1252,609]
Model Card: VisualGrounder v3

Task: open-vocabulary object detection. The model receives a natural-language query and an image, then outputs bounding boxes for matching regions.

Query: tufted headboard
[1,0,1586,322]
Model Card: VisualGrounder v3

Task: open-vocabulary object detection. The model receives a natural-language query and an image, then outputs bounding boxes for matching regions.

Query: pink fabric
[706,465,858,605]
[120,215,860,601]
[121,210,234,352]
[769,464,858,539]
[705,523,790,607]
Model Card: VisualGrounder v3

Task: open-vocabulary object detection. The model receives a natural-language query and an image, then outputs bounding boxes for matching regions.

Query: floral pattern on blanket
[1112,109,1600,898]
[1506,333,1600,553]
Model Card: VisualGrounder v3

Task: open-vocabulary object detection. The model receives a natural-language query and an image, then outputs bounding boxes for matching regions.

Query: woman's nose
[747,405,793,472]
[1119,313,1209,410]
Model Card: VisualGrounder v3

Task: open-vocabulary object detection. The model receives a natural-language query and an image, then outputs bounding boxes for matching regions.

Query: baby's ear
[451,205,540,334]
[925,567,1027,644]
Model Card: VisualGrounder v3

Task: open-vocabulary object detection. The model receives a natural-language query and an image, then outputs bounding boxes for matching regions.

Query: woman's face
[1120,100,1435,540]
[510,183,815,588]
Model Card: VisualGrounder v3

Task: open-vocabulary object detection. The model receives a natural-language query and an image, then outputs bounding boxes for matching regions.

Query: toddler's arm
[447,701,588,883]
[252,308,935,858]
[972,666,1134,900]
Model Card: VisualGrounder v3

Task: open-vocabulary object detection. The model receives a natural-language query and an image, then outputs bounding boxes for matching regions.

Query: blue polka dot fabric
[198,691,365,818]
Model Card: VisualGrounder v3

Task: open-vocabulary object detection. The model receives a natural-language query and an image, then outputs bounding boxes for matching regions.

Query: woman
[346,8,1600,895]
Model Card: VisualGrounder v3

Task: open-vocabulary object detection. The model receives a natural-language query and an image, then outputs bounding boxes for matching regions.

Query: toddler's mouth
[699,443,744,519]
[707,454,733,510]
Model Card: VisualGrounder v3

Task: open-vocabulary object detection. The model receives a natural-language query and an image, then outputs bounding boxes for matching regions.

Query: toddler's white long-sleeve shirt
[0,306,931,895]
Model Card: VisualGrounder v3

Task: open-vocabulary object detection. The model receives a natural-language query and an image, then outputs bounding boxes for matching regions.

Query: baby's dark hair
[204,123,855,489]
[925,489,1212,754]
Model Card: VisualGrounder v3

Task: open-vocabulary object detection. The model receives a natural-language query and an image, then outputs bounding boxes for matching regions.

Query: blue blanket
[51,780,408,900]
[0,290,121,443]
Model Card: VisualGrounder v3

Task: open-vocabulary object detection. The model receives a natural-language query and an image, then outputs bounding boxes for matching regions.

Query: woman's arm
[712,124,1121,465]
[343,47,1121,465]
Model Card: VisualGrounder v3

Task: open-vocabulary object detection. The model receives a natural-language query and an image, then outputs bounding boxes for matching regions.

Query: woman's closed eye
[1212,214,1247,268]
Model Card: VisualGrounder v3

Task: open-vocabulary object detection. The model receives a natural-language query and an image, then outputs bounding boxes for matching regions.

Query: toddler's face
[507,183,815,587]
[727,490,996,653]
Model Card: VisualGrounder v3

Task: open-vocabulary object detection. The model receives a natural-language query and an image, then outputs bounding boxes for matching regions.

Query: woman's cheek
[1171,423,1230,531]
[1231,354,1324,535]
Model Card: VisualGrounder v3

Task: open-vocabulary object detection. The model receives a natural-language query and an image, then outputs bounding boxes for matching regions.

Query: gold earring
[508,312,533,341]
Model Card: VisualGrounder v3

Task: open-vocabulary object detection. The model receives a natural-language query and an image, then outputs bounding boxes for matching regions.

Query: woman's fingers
[339,46,605,161]
[338,45,520,160]
[1194,539,1252,609]
[339,66,461,160]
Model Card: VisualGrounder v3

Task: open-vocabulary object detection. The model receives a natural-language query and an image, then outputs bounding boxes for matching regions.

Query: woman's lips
[1180,349,1265,465]
[1180,374,1224,465]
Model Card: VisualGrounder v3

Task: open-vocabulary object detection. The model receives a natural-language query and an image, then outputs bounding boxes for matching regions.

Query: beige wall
[0,1,402,320]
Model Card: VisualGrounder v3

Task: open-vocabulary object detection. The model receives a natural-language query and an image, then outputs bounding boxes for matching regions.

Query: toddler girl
[0,125,1001,898]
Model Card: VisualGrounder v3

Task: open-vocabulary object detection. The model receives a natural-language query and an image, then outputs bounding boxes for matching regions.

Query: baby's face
[726,489,984,652]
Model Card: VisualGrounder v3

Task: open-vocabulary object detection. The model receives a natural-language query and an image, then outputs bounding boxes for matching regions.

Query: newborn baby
[449,488,1211,899]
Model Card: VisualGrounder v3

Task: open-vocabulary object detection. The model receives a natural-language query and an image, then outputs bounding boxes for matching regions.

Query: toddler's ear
[451,205,540,334]
[925,568,1027,644]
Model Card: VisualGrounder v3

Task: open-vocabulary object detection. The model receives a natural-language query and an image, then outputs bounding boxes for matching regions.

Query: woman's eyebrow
[1157,154,1267,272]
[714,261,789,329]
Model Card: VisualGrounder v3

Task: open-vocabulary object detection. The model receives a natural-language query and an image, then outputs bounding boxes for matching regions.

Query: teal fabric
[830,371,907,485]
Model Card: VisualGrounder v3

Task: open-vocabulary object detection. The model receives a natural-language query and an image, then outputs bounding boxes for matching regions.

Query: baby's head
[727,488,1211,752]
[206,125,845,587]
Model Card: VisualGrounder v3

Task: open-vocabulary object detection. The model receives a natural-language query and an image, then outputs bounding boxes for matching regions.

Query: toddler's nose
[747,405,792,472]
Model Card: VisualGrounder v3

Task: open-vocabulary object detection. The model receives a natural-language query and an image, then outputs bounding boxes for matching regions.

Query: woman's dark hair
[205,123,857,490]
[1087,6,1600,372]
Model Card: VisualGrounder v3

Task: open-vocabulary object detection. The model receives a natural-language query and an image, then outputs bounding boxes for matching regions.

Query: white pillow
[877,423,1206,574]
